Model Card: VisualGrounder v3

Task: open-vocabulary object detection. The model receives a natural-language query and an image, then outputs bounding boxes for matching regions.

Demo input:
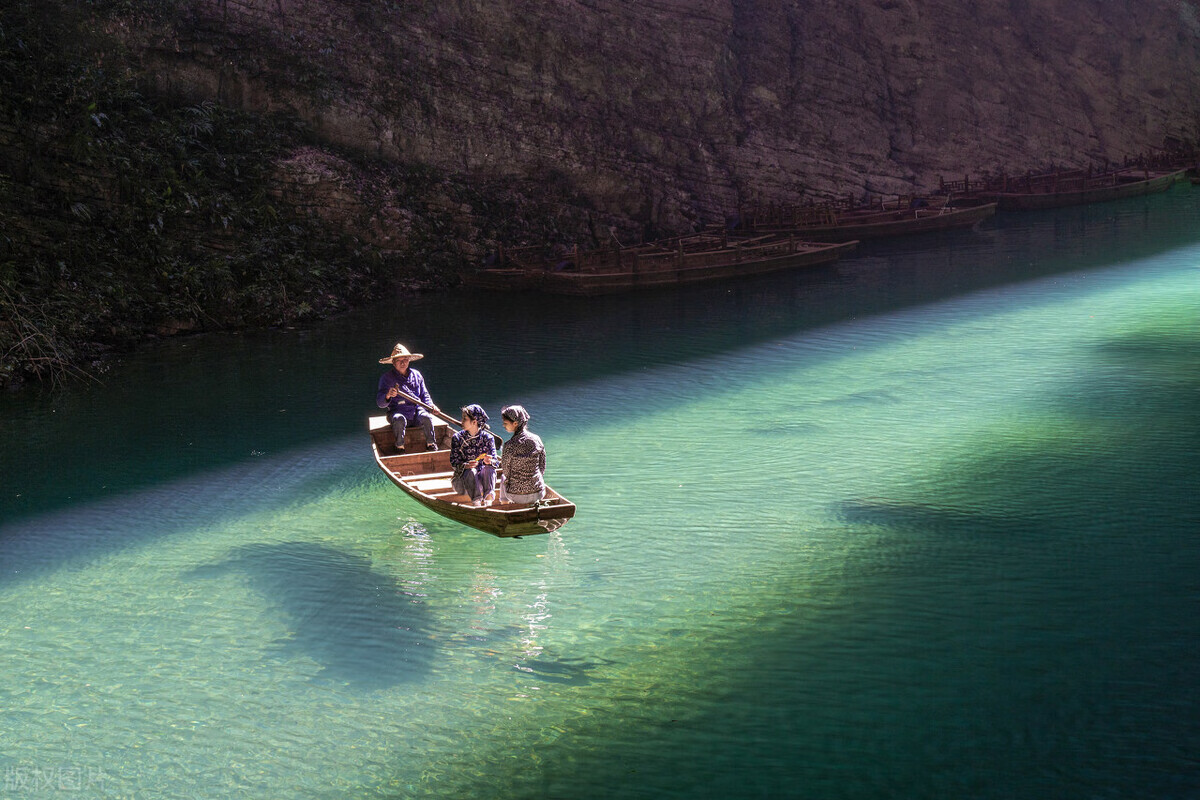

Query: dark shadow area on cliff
[2,187,1198,527]
[185,541,437,691]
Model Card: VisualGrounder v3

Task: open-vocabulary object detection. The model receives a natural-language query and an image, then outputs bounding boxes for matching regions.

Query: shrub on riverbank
[0,1,392,388]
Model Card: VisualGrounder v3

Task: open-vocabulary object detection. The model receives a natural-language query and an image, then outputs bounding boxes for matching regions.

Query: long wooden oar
[391,387,504,445]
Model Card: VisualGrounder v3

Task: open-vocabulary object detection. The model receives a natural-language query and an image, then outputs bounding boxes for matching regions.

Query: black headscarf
[461,404,489,426]
[501,404,530,431]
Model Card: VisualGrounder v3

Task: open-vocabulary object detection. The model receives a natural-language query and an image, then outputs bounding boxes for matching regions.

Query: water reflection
[506,530,617,688]
[187,541,436,690]
[517,586,551,662]
[467,568,501,643]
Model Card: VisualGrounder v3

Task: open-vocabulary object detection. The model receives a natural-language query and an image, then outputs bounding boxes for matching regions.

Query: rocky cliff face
[125,0,1200,239]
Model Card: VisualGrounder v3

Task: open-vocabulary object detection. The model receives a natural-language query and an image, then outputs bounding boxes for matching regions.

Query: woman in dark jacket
[498,405,546,505]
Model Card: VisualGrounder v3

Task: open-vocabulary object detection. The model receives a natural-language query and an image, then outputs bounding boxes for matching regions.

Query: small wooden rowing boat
[472,234,856,296]
[369,409,576,539]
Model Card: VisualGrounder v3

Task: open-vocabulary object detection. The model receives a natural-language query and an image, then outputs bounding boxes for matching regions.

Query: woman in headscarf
[498,404,546,505]
[450,404,498,506]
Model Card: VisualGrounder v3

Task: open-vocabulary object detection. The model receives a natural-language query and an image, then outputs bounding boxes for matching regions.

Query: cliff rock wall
[129,0,1200,234]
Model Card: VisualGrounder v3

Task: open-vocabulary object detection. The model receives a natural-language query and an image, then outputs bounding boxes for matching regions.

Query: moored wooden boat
[369,415,576,538]
[472,235,857,295]
[733,200,996,242]
[941,167,1184,211]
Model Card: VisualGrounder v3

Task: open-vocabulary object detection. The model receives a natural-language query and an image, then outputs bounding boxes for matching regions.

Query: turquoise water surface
[2,187,1199,798]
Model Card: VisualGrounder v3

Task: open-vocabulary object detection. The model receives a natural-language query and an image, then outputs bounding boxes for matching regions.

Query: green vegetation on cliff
[0,1,389,388]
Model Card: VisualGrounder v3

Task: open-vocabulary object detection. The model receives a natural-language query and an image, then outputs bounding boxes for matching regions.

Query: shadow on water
[513,654,616,687]
[834,497,1042,537]
[836,321,1200,546]
[186,541,436,691]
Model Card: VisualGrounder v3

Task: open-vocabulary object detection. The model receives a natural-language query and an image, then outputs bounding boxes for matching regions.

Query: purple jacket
[376,366,433,419]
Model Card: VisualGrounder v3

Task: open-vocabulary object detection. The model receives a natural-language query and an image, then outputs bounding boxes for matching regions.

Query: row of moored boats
[473,164,1192,296]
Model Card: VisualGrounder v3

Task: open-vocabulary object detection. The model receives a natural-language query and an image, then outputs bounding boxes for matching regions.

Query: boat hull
[473,238,857,296]
[982,170,1182,211]
[747,201,997,242]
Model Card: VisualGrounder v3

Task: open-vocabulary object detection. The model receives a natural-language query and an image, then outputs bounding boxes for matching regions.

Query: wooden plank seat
[410,475,504,505]
[369,414,453,455]
[409,477,455,494]
[405,470,455,481]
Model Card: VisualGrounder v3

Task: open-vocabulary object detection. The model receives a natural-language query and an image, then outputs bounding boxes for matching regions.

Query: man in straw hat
[376,343,440,452]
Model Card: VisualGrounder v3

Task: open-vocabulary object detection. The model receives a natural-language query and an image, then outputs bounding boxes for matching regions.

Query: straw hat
[378,343,424,364]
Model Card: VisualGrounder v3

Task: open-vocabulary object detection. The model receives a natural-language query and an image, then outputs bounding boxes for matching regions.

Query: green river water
[1,186,1198,798]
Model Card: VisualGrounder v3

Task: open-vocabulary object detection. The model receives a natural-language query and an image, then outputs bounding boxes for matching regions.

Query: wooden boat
[940,167,1184,211]
[731,199,996,242]
[369,413,576,539]
[472,234,857,296]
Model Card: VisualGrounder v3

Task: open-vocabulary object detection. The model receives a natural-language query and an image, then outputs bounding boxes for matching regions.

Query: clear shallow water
[2,187,1199,798]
